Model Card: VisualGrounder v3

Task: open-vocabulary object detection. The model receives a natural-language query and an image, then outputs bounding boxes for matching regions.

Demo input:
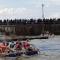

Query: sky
[0,0,60,19]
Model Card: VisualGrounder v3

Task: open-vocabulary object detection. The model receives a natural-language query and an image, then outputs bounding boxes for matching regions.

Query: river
[18,35,60,60]
[0,35,60,60]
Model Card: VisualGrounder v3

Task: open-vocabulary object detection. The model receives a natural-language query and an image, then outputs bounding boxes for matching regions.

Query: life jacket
[0,45,7,53]
[16,43,22,50]
[23,41,30,49]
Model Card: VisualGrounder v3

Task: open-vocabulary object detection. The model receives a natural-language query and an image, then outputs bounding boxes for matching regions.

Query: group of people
[0,39,39,56]
[10,40,30,50]
[0,39,31,53]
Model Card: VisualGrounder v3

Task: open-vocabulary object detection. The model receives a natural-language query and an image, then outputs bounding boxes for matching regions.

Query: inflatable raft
[0,49,39,60]
[0,52,22,60]
[25,50,38,56]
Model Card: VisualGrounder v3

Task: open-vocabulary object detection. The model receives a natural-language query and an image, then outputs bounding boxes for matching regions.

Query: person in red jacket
[23,40,30,49]
[15,41,22,50]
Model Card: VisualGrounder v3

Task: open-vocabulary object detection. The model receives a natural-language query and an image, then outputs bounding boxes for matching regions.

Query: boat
[0,44,22,60]
[24,44,40,56]
[40,31,49,39]
[0,50,23,60]
[0,53,17,60]
[0,49,39,59]
[25,50,38,56]
[0,40,40,59]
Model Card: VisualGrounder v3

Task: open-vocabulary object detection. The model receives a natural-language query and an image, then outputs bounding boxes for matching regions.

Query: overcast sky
[0,0,60,19]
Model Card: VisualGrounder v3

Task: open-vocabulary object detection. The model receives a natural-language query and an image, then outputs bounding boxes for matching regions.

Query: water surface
[1,36,60,60]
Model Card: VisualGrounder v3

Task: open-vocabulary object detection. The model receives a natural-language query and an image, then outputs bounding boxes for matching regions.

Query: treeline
[0,18,60,35]
[0,18,60,25]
